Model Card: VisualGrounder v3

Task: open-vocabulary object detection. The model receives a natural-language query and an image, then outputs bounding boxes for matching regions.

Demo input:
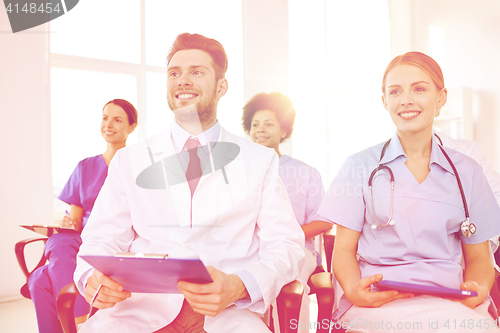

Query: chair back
[15,237,48,298]
[56,283,80,333]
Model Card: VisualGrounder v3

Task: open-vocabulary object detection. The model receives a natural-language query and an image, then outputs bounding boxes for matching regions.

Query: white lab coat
[74,126,305,333]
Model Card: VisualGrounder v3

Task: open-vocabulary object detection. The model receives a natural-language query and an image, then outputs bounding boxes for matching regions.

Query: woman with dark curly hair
[242,92,332,331]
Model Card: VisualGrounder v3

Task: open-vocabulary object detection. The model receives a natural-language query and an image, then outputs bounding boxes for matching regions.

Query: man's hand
[346,274,413,308]
[85,269,131,309]
[177,266,249,317]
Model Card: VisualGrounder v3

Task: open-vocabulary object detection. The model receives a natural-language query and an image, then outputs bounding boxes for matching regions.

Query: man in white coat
[74,33,305,333]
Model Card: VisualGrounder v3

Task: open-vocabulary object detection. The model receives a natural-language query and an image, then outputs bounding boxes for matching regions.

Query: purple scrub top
[58,155,108,229]
[279,155,326,265]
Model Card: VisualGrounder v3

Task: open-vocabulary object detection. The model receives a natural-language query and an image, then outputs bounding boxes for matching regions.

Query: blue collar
[380,133,455,175]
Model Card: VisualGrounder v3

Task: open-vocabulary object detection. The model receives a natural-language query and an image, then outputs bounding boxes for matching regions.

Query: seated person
[242,91,332,332]
[73,33,305,333]
[28,99,138,333]
[317,52,500,332]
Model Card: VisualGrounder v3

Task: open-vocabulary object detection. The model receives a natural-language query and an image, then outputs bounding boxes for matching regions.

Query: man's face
[166,49,226,124]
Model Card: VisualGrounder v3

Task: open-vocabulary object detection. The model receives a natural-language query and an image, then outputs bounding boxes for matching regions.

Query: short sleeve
[317,156,365,232]
[58,161,83,207]
[461,165,500,244]
[304,167,326,224]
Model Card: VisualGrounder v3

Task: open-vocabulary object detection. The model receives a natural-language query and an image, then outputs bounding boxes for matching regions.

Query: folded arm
[302,220,332,240]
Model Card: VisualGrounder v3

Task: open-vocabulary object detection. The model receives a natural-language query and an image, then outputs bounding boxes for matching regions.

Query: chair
[488,247,500,318]
[15,237,48,298]
[327,239,500,333]
[323,230,335,273]
[57,283,80,333]
[306,229,336,333]
[57,280,304,333]
[271,280,304,333]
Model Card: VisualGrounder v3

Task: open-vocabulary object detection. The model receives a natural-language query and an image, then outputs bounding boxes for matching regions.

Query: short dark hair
[166,33,228,80]
[242,92,296,142]
[104,99,138,125]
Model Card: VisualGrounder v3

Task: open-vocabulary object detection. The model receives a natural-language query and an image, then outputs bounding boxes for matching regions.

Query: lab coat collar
[171,120,220,155]
[147,121,220,156]
[146,123,241,184]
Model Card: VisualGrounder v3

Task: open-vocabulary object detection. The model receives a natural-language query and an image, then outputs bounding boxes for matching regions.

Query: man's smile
[176,92,198,100]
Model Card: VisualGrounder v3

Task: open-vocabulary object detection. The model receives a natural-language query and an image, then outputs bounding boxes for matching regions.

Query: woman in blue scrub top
[318,52,500,332]
[28,99,138,333]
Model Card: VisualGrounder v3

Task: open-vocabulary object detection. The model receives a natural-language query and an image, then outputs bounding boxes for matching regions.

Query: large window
[289,0,393,185]
[50,0,243,213]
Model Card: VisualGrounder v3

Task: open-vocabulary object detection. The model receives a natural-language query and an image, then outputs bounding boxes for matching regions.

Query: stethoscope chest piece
[461,218,476,238]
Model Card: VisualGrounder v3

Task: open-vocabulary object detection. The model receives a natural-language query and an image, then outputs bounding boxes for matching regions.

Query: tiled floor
[0,297,38,332]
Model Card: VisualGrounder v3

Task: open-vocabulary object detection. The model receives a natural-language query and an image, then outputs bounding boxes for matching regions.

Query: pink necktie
[184,137,202,197]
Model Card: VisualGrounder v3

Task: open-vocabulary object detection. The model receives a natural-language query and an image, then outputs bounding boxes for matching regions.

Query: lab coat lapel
[148,128,191,227]
[190,128,247,227]
[148,128,186,185]
[197,127,242,189]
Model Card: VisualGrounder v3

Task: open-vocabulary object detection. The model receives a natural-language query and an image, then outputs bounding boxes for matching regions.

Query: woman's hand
[60,205,84,232]
[346,274,413,308]
[60,215,77,230]
[458,280,489,309]
[459,242,495,308]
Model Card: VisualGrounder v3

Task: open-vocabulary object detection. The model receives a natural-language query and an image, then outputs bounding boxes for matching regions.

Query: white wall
[242,0,293,155]
[0,10,52,300]
[392,0,500,171]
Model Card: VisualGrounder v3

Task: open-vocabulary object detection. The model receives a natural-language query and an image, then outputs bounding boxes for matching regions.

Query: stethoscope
[368,134,477,238]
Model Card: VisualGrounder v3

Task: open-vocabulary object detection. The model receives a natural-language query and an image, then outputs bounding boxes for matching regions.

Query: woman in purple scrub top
[28,99,138,333]
[242,92,333,332]
[318,52,500,332]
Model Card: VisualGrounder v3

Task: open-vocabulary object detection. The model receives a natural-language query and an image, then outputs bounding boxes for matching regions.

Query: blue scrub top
[58,155,108,229]
[318,133,500,290]
[279,155,326,265]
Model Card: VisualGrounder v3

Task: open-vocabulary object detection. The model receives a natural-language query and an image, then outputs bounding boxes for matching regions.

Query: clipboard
[373,280,478,299]
[20,224,79,237]
[80,253,213,293]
